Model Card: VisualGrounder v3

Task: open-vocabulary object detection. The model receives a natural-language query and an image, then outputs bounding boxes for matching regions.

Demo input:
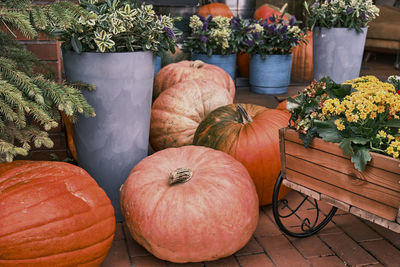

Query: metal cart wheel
[272,172,338,238]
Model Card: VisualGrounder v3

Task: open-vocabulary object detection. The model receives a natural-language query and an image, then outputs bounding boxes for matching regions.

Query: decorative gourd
[120,145,259,263]
[254,3,290,21]
[153,60,235,102]
[237,52,249,78]
[198,3,234,18]
[193,104,291,205]
[150,79,233,151]
[291,31,313,83]
[0,161,115,266]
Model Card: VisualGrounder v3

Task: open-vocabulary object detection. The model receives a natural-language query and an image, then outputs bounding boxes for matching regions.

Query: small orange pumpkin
[291,31,313,83]
[193,104,291,205]
[254,3,291,21]
[237,52,250,78]
[198,3,234,18]
[120,145,259,263]
[0,161,115,266]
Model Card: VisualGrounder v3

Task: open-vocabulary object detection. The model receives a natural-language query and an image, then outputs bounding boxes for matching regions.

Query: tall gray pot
[313,27,367,83]
[63,51,154,221]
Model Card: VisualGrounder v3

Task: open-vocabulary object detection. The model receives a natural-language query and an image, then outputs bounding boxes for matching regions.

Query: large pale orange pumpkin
[291,31,313,83]
[120,145,259,263]
[198,3,234,18]
[193,104,290,205]
[0,161,115,266]
[150,79,233,151]
[153,60,235,102]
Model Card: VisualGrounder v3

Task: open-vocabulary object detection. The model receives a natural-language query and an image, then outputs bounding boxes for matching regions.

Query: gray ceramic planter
[313,27,367,83]
[63,51,154,221]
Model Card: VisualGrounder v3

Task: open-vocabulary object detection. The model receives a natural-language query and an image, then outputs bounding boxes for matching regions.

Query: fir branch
[0,8,36,38]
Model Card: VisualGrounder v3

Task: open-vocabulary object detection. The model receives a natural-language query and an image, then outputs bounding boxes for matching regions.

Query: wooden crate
[279,127,400,233]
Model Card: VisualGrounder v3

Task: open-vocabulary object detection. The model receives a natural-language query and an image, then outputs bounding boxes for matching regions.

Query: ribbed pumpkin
[153,60,235,102]
[237,52,249,78]
[150,79,233,151]
[291,31,313,83]
[193,104,291,205]
[120,145,259,263]
[198,3,234,18]
[0,161,115,266]
[276,100,288,111]
[254,3,290,21]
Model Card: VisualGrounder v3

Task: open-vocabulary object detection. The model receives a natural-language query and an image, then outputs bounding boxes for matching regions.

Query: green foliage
[241,14,307,57]
[304,0,380,32]
[0,1,95,162]
[51,0,178,54]
[184,15,246,56]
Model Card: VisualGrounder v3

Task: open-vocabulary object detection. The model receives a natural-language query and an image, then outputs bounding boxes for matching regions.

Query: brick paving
[101,191,400,267]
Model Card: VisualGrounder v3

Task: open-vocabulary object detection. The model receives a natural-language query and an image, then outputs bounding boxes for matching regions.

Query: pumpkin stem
[237,104,253,124]
[169,168,193,185]
[191,60,204,69]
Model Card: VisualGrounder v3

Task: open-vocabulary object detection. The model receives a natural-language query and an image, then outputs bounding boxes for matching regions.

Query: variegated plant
[52,0,178,54]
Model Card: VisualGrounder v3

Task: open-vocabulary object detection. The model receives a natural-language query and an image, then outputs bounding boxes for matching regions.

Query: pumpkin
[150,79,233,151]
[254,3,291,21]
[120,145,259,263]
[291,31,313,83]
[153,60,235,102]
[276,100,288,111]
[237,52,249,78]
[61,112,77,161]
[198,3,234,18]
[0,161,115,266]
[193,104,291,205]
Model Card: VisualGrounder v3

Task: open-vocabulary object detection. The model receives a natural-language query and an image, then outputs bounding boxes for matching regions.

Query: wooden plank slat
[283,128,400,174]
[279,128,287,178]
[285,169,397,221]
[285,154,400,209]
[282,179,321,200]
[284,140,400,193]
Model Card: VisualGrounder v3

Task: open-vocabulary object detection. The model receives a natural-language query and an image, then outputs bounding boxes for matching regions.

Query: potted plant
[304,0,380,83]
[0,1,95,162]
[184,14,246,79]
[53,0,177,221]
[242,14,306,94]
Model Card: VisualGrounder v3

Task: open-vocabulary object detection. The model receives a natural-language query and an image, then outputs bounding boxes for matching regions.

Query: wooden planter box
[279,128,400,233]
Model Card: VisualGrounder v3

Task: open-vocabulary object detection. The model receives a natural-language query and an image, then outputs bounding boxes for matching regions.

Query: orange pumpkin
[193,104,291,205]
[291,31,313,83]
[0,161,115,266]
[198,3,234,18]
[276,100,288,111]
[153,60,235,102]
[150,79,233,151]
[237,52,250,78]
[120,145,259,263]
[254,3,291,21]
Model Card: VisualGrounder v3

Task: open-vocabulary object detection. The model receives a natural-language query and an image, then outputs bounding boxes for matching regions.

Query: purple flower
[290,37,298,43]
[198,14,205,22]
[206,15,213,22]
[245,39,254,47]
[280,25,288,34]
[289,16,295,26]
[283,34,288,40]
[200,35,207,42]
[259,40,264,45]
[244,26,255,32]
[202,22,208,31]
[269,16,276,23]
[360,11,366,20]
[230,16,241,29]
[269,24,277,32]
[252,32,259,39]
[346,8,354,15]
[163,26,175,39]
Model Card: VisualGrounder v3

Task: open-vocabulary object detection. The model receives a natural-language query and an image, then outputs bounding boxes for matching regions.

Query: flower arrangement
[53,0,177,54]
[387,75,400,93]
[288,76,400,171]
[241,14,306,57]
[184,15,247,56]
[304,0,380,32]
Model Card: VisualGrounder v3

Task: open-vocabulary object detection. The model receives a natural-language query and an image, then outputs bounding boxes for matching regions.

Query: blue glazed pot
[249,54,292,95]
[154,55,162,76]
[191,53,237,79]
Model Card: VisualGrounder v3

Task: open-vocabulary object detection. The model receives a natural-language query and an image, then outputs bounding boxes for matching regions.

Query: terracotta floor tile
[101,238,131,267]
[333,214,382,242]
[290,235,334,259]
[132,255,167,267]
[167,262,204,267]
[257,235,310,266]
[205,256,239,267]
[235,236,264,256]
[308,256,345,267]
[360,239,400,266]
[317,221,343,236]
[319,232,379,266]
[236,253,275,267]
[364,221,400,249]
[254,211,282,238]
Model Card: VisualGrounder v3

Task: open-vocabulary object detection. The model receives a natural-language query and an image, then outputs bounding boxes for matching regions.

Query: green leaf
[383,119,400,128]
[314,120,342,143]
[71,35,83,54]
[351,147,372,172]
[339,138,354,157]
[349,137,369,145]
